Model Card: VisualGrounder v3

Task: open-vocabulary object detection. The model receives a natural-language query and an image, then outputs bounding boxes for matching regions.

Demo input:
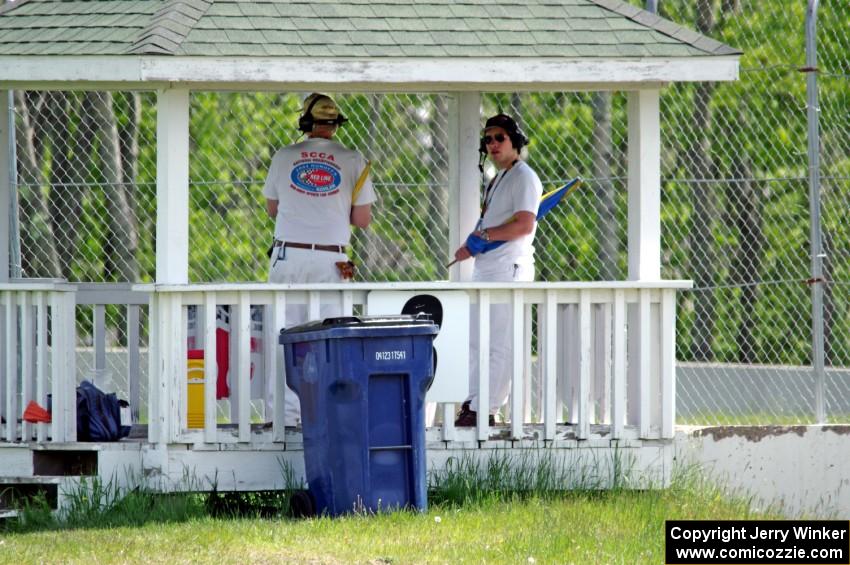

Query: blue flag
[464,177,582,257]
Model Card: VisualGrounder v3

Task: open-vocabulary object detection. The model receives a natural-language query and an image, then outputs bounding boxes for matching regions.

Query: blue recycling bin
[279,314,438,517]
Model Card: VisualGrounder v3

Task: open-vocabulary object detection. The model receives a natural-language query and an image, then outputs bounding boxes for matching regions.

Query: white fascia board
[0,55,739,90]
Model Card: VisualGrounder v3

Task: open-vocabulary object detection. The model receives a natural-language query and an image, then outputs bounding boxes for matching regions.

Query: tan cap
[302,93,340,121]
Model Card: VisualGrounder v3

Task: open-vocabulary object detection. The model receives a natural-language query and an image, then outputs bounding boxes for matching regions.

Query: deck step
[0,475,84,512]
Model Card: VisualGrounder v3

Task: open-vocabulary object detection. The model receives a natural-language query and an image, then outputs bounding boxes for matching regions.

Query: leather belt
[274,240,345,253]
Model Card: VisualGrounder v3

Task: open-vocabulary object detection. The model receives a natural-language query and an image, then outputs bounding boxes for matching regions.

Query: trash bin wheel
[290,489,315,518]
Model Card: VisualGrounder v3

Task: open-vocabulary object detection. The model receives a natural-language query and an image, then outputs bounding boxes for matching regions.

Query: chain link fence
[8,1,849,424]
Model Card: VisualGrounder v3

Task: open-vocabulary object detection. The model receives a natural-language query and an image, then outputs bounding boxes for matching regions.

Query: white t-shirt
[262,137,376,245]
[476,160,543,268]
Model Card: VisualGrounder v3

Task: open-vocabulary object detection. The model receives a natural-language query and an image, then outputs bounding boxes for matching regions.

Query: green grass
[0,484,770,564]
[0,459,776,564]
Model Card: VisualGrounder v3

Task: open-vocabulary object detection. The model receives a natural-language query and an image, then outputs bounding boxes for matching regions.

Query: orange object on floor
[23,400,51,423]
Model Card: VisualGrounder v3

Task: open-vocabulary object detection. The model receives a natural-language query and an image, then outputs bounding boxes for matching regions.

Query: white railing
[142,281,689,446]
[0,281,77,443]
[75,284,150,423]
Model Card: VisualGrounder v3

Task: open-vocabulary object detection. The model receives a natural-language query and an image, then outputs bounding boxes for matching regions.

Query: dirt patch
[693,425,807,443]
[822,425,850,436]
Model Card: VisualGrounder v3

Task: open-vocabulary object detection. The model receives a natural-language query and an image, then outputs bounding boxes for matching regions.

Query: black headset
[297,95,348,133]
[478,114,528,171]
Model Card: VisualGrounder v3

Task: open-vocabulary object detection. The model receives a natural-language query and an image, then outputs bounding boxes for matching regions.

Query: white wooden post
[627,89,661,281]
[0,91,10,283]
[50,291,76,442]
[627,89,662,437]
[156,89,190,284]
[448,92,480,283]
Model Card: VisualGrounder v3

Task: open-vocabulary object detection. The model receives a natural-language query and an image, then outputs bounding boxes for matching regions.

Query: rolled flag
[460,177,583,259]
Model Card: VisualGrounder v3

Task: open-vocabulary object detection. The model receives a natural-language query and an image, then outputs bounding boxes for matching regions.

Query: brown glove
[335,261,355,280]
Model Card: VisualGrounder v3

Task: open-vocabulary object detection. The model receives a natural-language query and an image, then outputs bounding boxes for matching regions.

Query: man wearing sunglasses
[452,113,544,427]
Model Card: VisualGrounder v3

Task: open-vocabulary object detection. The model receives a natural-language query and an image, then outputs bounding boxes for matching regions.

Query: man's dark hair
[483,113,529,150]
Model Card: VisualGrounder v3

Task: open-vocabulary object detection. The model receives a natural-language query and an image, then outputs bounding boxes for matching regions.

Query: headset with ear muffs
[298,95,348,133]
[478,114,529,171]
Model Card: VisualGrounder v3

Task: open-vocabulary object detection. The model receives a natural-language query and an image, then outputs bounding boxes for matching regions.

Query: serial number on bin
[375,350,407,361]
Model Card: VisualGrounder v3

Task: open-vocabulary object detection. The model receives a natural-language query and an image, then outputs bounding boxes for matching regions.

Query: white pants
[466,259,534,415]
[268,245,347,284]
[268,246,348,425]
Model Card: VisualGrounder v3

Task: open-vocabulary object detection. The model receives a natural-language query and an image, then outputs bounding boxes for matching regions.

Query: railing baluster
[237,292,251,443]
[177,299,188,439]
[21,292,33,442]
[204,292,218,442]
[93,304,106,386]
[272,291,287,442]
[476,290,490,441]
[611,289,626,439]
[564,304,580,423]
[5,291,18,442]
[577,290,591,440]
[638,289,652,439]
[0,293,8,442]
[523,302,533,423]
[147,293,161,443]
[534,303,544,423]
[308,290,320,322]
[593,302,613,425]
[661,289,676,438]
[127,304,141,424]
[511,289,524,440]
[36,292,48,442]
[170,293,184,443]
[543,290,557,441]
[341,290,353,316]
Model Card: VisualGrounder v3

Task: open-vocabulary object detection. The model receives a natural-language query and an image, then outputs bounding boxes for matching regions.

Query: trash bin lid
[279,314,438,344]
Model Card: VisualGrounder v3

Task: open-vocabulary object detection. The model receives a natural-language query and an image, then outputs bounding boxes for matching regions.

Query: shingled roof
[0,0,740,58]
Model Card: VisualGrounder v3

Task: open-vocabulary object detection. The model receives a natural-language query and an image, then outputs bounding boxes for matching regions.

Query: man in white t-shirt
[264,93,375,284]
[263,93,376,424]
[451,113,543,426]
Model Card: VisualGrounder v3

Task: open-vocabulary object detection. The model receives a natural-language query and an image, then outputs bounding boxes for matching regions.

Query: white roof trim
[0,56,739,90]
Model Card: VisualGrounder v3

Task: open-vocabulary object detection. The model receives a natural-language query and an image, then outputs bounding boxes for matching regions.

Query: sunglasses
[483,133,507,145]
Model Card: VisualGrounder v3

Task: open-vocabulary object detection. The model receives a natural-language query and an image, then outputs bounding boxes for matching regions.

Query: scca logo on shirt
[290,162,341,194]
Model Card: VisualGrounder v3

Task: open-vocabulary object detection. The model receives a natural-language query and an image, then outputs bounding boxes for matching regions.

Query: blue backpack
[76,380,131,442]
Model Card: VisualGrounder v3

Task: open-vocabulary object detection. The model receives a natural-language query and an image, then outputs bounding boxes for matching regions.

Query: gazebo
[0,0,739,505]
